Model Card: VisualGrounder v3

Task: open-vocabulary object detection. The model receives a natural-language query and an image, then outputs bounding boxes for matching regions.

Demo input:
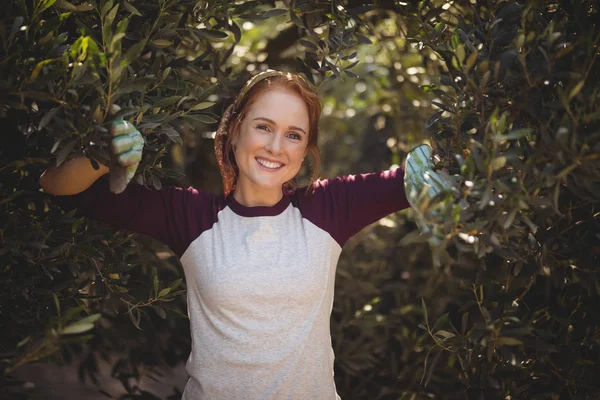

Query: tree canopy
[1,0,599,399]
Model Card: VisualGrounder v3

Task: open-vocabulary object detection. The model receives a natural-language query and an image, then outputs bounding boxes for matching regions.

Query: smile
[256,157,284,170]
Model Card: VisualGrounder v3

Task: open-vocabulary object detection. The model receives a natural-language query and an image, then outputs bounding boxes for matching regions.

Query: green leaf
[494,128,531,143]
[105,3,119,25]
[61,314,101,335]
[150,39,173,48]
[465,50,478,72]
[342,51,358,61]
[38,107,59,130]
[183,114,218,124]
[299,39,318,51]
[29,58,57,82]
[345,60,359,70]
[38,0,57,14]
[154,96,183,108]
[421,298,428,326]
[196,29,229,40]
[149,174,162,190]
[123,1,142,16]
[230,21,241,43]
[169,278,183,291]
[56,139,78,166]
[423,349,442,387]
[128,308,142,329]
[102,4,119,43]
[158,288,171,297]
[114,17,130,36]
[17,336,31,348]
[435,330,456,339]
[51,140,61,154]
[62,323,96,335]
[455,44,465,65]
[100,0,114,17]
[490,156,507,171]
[152,305,166,319]
[357,34,372,44]
[157,127,183,145]
[461,312,469,335]
[190,102,215,111]
[323,59,339,77]
[198,84,218,101]
[263,8,288,18]
[568,81,584,99]
[290,12,305,28]
[432,312,449,331]
[497,337,523,346]
[56,0,94,11]
[76,314,102,325]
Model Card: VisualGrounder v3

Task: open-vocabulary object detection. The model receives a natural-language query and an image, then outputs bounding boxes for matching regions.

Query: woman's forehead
[246,89,309,124]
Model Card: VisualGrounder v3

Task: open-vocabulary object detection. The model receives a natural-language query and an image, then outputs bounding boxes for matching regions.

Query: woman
[40,71,417,399]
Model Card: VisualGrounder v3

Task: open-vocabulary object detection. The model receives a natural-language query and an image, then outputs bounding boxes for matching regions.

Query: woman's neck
[232,184,283,207]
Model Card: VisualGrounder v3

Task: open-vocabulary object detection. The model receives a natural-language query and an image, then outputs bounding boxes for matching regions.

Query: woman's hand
[109,120,144,194]
[404,144,458,242]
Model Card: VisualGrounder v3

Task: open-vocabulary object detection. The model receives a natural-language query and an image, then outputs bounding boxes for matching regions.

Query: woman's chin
[255,180,286,192]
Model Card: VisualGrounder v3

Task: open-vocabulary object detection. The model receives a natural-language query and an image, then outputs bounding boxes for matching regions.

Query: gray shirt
[60,168,409,399]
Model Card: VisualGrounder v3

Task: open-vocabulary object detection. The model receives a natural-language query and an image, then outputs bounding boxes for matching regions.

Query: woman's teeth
[257,158,283,169]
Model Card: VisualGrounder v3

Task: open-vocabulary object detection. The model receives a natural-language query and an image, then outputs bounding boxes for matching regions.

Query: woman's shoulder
[291,168,405,199]
[161,184,229,216]
[288,168,408,246]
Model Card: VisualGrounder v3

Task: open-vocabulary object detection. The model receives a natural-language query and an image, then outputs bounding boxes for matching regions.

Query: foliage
[330,1,600,399]
[415,1,600,398]
[1,0,599,399]
[1,0,239,397]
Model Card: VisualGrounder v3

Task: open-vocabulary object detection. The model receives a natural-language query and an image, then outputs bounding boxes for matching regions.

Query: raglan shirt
[56,168,410,400]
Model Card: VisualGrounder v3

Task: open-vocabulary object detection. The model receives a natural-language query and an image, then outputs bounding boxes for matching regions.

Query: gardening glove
[109,120,143,194]
[404,144,457,243]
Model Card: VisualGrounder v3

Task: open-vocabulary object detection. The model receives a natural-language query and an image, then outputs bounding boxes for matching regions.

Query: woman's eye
[288,133,302,140]
[256,124,270,132]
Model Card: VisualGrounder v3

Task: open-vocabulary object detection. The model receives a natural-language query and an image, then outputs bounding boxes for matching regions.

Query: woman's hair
[223,73,322,194]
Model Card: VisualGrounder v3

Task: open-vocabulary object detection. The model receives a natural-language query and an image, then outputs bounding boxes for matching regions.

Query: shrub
[331,1,600,398]
[1,0,599,399]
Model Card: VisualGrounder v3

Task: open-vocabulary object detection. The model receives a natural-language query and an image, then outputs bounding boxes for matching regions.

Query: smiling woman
[231,88,310,206]
[40,70,417,400]
[217,71,323,204]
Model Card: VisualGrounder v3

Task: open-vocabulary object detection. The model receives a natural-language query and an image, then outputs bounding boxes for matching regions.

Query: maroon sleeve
[53,176,221,258]
[294,168,409,247]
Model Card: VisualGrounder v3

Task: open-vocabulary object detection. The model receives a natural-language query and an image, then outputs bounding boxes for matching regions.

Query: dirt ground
[12,357,187,399]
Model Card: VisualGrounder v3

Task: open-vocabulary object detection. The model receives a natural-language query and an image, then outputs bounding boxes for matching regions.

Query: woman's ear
[229,121,239,148]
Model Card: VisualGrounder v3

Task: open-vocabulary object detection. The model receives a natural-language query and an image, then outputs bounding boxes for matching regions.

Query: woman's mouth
[256,157,284,170]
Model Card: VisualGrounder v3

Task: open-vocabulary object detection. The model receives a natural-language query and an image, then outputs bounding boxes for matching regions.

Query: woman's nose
[266,133,283,153]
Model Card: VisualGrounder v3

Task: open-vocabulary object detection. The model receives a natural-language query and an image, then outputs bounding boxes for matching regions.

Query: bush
[1,0,244,397]
[415,1,600,398]
[330,1,600,399]
[1,0,599,399]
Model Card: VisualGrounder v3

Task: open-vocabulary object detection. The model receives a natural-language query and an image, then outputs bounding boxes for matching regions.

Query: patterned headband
[214,70,299,197]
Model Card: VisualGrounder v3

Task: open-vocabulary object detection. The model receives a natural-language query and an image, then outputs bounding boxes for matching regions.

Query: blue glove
[404,144,458,243]
[109,120,143,194]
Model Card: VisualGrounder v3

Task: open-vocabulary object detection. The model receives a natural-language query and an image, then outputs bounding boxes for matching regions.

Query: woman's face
[233,88,310,199]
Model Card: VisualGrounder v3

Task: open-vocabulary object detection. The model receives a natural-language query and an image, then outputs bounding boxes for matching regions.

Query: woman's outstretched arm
[40,120,142,195]
[40,156,109,195]
[37,121,209,257]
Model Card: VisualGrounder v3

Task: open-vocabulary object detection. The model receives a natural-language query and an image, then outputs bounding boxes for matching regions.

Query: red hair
[223,74,322,194]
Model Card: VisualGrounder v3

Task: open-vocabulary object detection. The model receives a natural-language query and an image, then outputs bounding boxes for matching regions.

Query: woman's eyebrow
[252,117,307,136]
